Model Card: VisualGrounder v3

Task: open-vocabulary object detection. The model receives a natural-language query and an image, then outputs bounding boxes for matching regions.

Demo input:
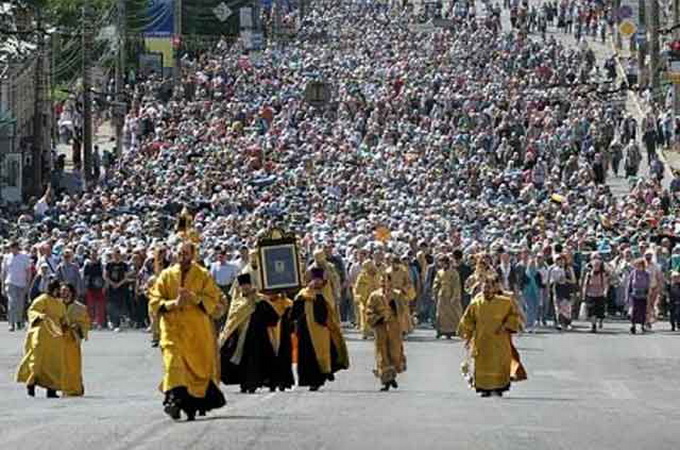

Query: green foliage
[19,0,114,28]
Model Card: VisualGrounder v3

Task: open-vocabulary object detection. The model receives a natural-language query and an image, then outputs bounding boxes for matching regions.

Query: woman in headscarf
[522,254,541,332]
[627,258,650,335]
[550,254,576,331]
[581,253,609,333]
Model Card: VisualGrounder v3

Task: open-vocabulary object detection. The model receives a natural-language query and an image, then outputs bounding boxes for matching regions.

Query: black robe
[291,295,340,388]
[220,301,278,391]
[266,303,295,391]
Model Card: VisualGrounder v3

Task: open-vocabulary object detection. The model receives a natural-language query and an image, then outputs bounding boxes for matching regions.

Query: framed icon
[257,228,302,294]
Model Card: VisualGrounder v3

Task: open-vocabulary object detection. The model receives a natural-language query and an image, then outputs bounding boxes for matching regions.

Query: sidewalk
[55,120,117,169]
[611,40,675,188]
[531,22,666,195]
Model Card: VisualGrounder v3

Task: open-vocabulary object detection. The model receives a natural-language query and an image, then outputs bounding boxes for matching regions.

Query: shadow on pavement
[191,415,272,422]
[515,347,544,352]
[502,397,575,402]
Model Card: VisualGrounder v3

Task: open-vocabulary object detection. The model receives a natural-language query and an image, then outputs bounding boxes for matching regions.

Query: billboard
[183,0,251,35]
[142,1,256,38]
[144,0,174,36]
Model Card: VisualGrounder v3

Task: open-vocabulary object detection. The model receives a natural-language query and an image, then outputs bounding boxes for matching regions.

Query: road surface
[1,321,679,450]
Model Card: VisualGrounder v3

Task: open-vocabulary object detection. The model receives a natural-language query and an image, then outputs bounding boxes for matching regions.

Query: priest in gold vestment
[433,255,463,339]
[386,256,416,336]
[61,283,91,397]
[149,242,226,421]
[458,274,526,397]
[353,261,380,339]
[292,268,349,391]
[16,279,66,398]
[366,274,406,391]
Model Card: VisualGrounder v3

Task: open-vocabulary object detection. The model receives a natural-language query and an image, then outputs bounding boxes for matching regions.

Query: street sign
[620,0,640,26]
[635,31,646,44]
[212,2,233,22]
[618,19,636,37]
[618,5,633,20]
[239,7,253,28]
[304,80,331,108]
[242,31,264,51]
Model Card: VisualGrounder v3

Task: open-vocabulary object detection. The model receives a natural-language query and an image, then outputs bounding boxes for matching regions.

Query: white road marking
[256,392,278,403]
[602,380,636,400]
[532,370,579,381]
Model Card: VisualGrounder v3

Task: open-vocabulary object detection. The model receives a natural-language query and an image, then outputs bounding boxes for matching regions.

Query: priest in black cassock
[262,293,295,392]
[219,274,278,393]
[292,268,350,391]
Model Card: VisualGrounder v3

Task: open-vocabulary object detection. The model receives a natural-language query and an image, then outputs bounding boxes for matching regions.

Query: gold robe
[366,288,406,383]
[16,294,67,391]
[457,293,525,391]
[386,265,416,333]
[295,287,349,373]
[433,268,463,336]
[306,261,342,313]
[63,301,91,396]
[229,262,262,300]
[148,263,222,399]
[218,292,258,365]
[353,268,380,337]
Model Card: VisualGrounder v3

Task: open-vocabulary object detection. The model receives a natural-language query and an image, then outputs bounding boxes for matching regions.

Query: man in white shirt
[210,247,239,298]
[1,242,33,331]
[36,241,60,276]
[233,245,250,273]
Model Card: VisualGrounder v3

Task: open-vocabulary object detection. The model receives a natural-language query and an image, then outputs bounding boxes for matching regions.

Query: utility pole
[274,0,282,44]
[173,0,182,88]
[674,0,680,119]
[615,0,623,50]
[31,9,44,197]
[639,0,647,89]
[82,5,94,188]
[115,0,126,158]
[650,0,661,103]
[300,0,305,26]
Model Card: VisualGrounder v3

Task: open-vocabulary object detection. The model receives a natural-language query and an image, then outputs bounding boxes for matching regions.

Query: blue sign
[144,0,174,36]
[261,0,292,11]
[618,5,633,20]
[636,31,646,44]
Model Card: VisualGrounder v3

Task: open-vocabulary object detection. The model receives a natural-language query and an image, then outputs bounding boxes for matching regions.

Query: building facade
[0,5,51,205]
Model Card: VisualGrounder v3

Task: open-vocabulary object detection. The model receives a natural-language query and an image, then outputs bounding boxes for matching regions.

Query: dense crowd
[3,0,680,337]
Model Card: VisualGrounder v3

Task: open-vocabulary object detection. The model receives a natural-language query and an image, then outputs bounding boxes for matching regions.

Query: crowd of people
[4,0,680,412]
[7,0,680,423]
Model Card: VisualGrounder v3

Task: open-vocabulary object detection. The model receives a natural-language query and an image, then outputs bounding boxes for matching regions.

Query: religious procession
[1,0,680,445]
[10,206,528,420]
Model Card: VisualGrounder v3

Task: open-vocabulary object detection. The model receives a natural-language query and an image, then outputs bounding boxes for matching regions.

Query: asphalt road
[8,5,679,450]
[1,321,679,450]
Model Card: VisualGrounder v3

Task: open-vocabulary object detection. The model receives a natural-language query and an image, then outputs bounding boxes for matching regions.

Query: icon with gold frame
[257,227,302,294]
